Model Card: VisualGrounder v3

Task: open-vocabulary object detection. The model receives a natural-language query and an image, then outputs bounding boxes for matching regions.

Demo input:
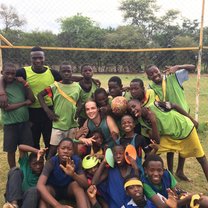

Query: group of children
[1,46,208,208]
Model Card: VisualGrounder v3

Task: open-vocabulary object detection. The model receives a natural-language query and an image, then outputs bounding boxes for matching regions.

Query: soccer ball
[111,96,128,116]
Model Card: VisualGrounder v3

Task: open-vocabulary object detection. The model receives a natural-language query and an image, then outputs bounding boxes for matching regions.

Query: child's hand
[37,147,48,161]
[79,136,96,146]
[126,152,138,170]
[94,153,104,160]
[149,140,159,151]
[45,109,59,121]
[111,131,119,141]
[99,106,108,115]
[24,99,33,106]
[76,126,89,139]
[16,77,27,85]
[87,185,97,200]
[164,188,177,208]
[60,157,75,176]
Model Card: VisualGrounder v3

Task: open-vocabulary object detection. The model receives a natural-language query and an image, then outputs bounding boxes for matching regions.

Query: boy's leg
[47,129,66,159]
[21,187,40,208]
[67,181,90,208]
[47,145,57,160]
[5,167,23,205]
[39,185,56,208]
[196,155,208,181]
[166,152,174,173]
[7,152,16,169]
[176,155,190,181]
[3,125,18,168]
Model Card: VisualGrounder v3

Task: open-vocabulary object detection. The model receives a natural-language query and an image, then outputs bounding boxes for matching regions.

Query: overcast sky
[0,0,206,33]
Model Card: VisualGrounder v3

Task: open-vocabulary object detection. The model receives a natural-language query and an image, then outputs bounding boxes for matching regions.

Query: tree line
[1,0,208,72]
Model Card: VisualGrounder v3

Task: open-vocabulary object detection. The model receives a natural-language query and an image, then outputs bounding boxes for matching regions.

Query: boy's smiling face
[146,66,162,84]
[145,161,164,185]
[121,115,135,134]
[128,100,142,118]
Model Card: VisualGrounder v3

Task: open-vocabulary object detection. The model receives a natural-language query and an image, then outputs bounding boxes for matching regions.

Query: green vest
[149,74,189,113]
[51,82,81,130]
[24,66,54,108]
[139,102,194,140]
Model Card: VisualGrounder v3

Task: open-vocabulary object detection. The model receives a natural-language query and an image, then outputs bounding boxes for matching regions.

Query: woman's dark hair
[143,154,164,168]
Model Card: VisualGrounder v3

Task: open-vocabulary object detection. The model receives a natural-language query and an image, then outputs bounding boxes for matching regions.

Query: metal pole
[195,0,205,121]
[0,40,2,71]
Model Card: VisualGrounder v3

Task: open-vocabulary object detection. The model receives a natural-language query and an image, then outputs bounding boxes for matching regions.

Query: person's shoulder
[50,69,61,81]
[16,67,26,77]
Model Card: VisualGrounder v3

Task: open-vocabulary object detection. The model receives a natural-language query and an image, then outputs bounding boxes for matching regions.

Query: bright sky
[0,0,206,33]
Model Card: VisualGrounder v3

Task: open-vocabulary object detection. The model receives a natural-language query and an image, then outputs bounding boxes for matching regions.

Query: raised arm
[91,159,108,185]
[164,64,195,74]
[19,144,47,159]
[106,115,119,141]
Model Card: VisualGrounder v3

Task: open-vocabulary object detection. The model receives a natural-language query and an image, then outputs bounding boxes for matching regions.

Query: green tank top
[139,102,194,140]
[87,116,114,147]
[149,74,189,113]
[51,82,81,130]
[24,66,54,108]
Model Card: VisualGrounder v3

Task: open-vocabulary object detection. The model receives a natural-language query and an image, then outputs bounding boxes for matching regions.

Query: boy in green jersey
[38,62,81,159]
[77,64,99,126]
[145,64,195,180]
[128,99,208,182]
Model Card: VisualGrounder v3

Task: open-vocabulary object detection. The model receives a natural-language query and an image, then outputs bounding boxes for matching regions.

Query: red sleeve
[44,87,52,97]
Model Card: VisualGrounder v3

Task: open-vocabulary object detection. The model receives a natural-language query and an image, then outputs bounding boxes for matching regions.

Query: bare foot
[175,172,191,181]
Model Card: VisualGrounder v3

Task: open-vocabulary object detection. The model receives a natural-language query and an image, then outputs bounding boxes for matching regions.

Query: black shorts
[3,121,34,152]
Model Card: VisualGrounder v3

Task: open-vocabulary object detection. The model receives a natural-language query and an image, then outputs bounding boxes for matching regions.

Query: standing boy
[77,64,99,126]
[1,63,35,168]
[0,46,61,151]
[38,62,81,158]
[145,64,195,180]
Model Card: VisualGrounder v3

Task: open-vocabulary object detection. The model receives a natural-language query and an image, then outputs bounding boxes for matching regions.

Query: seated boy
[3,145,46,208]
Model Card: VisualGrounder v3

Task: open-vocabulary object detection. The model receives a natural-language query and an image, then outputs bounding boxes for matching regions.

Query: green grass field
[0,73,208,206]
